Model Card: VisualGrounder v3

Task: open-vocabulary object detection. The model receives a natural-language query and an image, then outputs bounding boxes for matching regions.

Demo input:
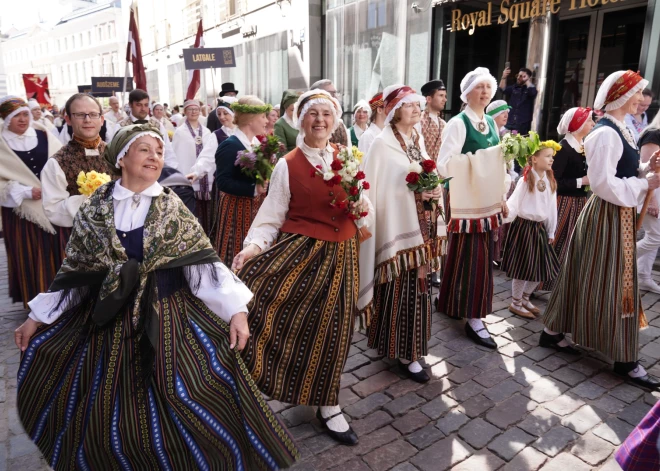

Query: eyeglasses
[71,112,102,120]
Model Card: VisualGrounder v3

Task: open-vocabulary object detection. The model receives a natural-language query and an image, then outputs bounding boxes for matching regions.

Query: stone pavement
[2,240,660,471]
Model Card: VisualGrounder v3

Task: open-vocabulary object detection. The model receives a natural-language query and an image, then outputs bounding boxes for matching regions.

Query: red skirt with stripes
[1,208,63,308]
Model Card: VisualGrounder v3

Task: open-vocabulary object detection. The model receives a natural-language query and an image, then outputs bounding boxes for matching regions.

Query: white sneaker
[639,278,660,294]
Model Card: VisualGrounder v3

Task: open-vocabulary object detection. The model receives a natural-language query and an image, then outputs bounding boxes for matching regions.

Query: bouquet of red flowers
[234,134,287,184]
[311,146,370,222]
[405,159,450,209]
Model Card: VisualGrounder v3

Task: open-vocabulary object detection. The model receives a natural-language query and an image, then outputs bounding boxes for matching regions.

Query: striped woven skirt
[438,231,494,319]
[615,400,660,470]
[210,191,265,266]
[368,267,431,362]
[500,217,560,282]
[1,208,63,308]
[238,232,359,406]
[543,196,640,362]
[17,281,299,470]
[539,195,588,291]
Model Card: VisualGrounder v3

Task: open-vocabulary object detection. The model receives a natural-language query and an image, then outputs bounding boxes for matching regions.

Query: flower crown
[539,140,562,156]
[229,102,273,114]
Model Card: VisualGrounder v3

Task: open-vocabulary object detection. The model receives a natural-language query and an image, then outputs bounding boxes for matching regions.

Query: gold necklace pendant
[477,121,487,132]
[537,180,546,192]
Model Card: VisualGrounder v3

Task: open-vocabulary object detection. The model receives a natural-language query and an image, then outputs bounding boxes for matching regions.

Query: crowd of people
[1,65,660,469]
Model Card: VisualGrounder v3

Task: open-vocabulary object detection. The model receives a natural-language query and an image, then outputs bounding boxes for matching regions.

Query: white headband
[115,131,164,168]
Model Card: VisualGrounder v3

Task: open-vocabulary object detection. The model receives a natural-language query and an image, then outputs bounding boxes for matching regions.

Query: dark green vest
[459,112,499,154]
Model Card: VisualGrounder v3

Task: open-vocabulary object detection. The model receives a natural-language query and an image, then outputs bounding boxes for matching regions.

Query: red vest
[280,146,357,242]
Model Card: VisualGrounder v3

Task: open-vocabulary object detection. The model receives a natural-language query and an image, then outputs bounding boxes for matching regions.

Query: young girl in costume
[501,138,578,352]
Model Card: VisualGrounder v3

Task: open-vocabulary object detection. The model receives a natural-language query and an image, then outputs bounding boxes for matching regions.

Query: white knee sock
[399,359,423,373]
[319,405,349,432]
[468,318,490,338]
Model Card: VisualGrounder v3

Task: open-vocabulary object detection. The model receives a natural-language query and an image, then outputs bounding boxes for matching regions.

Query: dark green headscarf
[279,90,300,117]
[104,123,164,174]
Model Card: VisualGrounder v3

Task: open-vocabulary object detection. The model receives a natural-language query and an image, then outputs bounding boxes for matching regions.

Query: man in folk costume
[172,99,214,232]
[41,93,118,253]
[437,67,510,349]
[417,80,447,162]
[0,96,63,307]
[543,70,660,389]
[348,100,370,147]
[310,79,350,147]
[114,89,177,168]
[358,92,386,155]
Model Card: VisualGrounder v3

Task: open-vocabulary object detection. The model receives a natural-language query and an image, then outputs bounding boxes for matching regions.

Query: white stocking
[511,279,525,305]
[522,281,539,309]
[319,405,349,433]
[468,318,490,338]
[629,364,648,378]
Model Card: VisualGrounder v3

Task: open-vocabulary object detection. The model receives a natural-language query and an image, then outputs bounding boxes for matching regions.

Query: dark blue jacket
[214,135,256,197]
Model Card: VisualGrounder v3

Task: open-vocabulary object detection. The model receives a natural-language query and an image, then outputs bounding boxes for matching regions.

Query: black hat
[421,80,446,97]
[219,82,239,97]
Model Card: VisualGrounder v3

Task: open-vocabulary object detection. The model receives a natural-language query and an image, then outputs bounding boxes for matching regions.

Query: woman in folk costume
[273,90,300,152]
[209,96,270,266]
[215,97,238,142]
[538,107,594,291]
[358,93,385,156]
[349,100,370,147]
[359,84,444,383]
[0,96,63,307]
[500,140,567,335]
[13,123,299,471]
[151,102,174,132]
[266,106,279,136]
[487,100,517,263]
[437,67,510,349]
[171,100,214,232]
[232,89,373,446]
[543,70,660,389]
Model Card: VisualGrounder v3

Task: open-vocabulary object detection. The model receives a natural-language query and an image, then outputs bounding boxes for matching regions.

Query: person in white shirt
[12,123,299,470]
[113,89,177,168]
[0,95,63,307]
[309,79,350,147]
[151,102,174,132]
[103,96,127,124]
[543,70,660,390]
[358,92,386,156]
[169,106,184,127]
[40,93,118,234]
[502,141,564,324]
[171,99,214,232]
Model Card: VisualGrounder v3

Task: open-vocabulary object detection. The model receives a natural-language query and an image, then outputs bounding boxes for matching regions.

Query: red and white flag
[185,20,204,100]
[22,74,52,107]
[126,8,147,91]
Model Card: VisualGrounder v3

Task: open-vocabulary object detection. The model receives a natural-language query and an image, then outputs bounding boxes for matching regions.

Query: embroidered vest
[279,146,357,242]
[421,111,444,161]
[592,118,639,179]
[459,112,499,154]
[13,130,49,179]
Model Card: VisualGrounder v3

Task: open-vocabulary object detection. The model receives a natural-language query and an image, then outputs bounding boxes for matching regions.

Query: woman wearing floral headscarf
[233,89,373,446]
[13,123,298,470]
[544,70,660,389]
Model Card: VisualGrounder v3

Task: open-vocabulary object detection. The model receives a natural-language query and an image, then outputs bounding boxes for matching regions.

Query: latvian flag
[126,8,147,91]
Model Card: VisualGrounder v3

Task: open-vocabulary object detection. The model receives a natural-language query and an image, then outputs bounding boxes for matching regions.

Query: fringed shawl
[358,125,446,315]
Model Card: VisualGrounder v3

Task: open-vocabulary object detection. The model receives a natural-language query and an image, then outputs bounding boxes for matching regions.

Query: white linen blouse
[505,169,558,238]
[28,180,252,324]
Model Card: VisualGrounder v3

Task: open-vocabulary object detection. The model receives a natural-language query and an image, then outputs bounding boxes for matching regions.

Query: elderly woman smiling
[13,123,299,470]
[233,89,373,446]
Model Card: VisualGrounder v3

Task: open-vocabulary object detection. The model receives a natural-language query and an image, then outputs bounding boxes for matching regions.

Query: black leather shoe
[539,331,581,355]
[316,409,359,446]
[464,322,497,349]
[613,362,660,390]
[398,360,430,383]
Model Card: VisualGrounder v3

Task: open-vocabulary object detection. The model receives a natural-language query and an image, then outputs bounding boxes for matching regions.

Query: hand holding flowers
[404,159,450,211]
[234,134,287,184]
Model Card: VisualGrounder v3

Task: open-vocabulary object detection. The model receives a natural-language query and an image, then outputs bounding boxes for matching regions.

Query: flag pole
[122,62,130,109]
[211,68,217,102]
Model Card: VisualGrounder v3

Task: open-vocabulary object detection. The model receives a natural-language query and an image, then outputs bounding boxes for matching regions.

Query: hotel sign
[183,47,236,69]
[451,0,626,34]
[91,77,133,93]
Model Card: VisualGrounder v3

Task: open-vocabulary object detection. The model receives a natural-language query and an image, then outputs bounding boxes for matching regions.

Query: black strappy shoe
[539,331,581,355]
[398,360,430,383]
[316,408,359,446]
[465,322,497,349]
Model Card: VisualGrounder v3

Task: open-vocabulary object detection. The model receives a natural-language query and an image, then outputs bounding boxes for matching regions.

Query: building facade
[137,0,323,107]
[325,0,660,136]
[0,0,128,107]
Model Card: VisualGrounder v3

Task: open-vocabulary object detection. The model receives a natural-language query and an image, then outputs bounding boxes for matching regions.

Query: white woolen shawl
[0,121,62,233]
[358,125,446,312]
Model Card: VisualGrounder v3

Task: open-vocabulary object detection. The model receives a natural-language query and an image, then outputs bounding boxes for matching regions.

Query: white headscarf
[460,67,498,104]
[557,107,591,135]
[292,89,343,137]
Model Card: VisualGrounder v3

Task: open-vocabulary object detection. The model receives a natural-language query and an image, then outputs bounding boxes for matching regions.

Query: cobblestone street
[1,242,660,471]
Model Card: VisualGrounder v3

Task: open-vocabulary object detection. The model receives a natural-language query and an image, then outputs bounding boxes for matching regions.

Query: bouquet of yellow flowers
[167,130,175,141]
[77,170,111,196]
[351,146,364,164]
